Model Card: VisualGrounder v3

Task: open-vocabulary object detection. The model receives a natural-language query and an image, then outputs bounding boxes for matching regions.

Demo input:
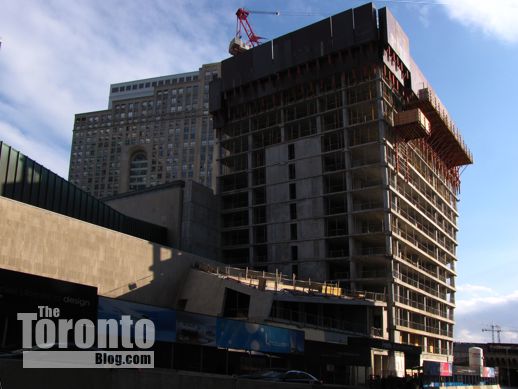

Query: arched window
[129,152,148,191]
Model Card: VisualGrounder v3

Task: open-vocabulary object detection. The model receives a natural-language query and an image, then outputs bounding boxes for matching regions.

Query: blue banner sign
[216,318,304,354]
[98,296,176,342]
[176,311,217,346]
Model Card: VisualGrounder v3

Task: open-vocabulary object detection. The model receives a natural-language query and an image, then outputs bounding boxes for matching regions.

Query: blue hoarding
[216,318,304,354]
[176,311,217,346]
[98,296,176,342]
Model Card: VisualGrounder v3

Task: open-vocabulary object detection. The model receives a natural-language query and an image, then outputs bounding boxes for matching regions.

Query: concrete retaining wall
[0,196,214,308]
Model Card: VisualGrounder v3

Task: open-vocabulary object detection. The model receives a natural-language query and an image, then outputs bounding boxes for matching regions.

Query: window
[290,203,297,220]
[290,223,298,240]
[129,151,148,191]
[291,246,298,261]
[289,183,296,200]
[289,164,296,180]
[288,144,295,160]
[223,289,250,318]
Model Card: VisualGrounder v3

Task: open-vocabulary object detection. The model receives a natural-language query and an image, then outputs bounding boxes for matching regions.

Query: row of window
[111,74,199,93]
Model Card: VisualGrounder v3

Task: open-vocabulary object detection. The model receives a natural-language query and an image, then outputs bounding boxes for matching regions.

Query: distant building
[69,63,220,198]
[0,141,218,258]
[454,342,518,387]
[211,3,472,363]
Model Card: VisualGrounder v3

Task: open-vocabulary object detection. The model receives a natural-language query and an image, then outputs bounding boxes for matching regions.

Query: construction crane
[229,8,279,56]
[482,324,518,343]
[482,324,502,343]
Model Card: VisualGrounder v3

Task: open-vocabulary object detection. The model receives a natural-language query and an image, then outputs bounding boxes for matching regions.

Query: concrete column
[376,74,396,342]
[341,72,356,290]
[247,117,254,266]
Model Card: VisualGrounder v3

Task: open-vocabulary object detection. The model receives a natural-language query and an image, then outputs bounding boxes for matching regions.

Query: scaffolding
[392,87,473,194]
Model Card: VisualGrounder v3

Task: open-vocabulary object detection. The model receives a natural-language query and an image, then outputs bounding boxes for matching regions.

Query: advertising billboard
[98,297,176,342]
[216,318,304,354]
[176,311,216,346]
[482,367,496,378]
[423,361,452,377]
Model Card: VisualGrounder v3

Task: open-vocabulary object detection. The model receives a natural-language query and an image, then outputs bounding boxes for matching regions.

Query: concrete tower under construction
[210,3,472,363]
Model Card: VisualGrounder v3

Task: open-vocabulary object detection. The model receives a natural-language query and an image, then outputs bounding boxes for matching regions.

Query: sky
[1,0,518,343]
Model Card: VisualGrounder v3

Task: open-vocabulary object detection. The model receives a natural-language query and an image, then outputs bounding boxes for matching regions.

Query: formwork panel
[252,42,274,79]
[332,9,355,50]
[353,3,378,44]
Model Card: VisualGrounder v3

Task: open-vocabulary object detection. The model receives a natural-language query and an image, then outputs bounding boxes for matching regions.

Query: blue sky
[1,0,517,342]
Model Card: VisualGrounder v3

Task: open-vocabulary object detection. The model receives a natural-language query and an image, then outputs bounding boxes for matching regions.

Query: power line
[369,0,448,5]
[244,1,450,20]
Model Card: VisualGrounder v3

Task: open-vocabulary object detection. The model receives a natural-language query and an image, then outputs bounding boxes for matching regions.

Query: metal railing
[392,226,439,262]
[393,271,448,301]
[395,252,452,284]
[196,263,386,302]
[396,317,452,338]
[390,172,458,218]
[392,205,456,255]
[395,294,453,320]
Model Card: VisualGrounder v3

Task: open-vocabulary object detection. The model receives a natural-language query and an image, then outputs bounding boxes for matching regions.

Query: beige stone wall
[0,196,212,308]
[104,182,183,247]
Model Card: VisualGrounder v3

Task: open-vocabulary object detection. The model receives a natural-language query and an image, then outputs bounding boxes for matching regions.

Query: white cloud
[407,3,432,29]
[0,0,236,177]
[456,284,495,294]
[0,121,69,177]
[455,287,518,342]
[442,0,518,44]
[456,288,518,315]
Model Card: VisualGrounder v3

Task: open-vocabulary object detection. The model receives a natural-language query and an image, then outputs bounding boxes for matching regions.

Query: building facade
[69,63,220,198]
[210,4,472,362]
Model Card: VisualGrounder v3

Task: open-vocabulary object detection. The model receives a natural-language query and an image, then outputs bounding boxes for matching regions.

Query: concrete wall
[178,269,375,345]
[178,269,274,321]
[105,180,219,260]
[105,181,184,248]
[265,138,326,281]
[0,196,215,308]
[181,180,220,260]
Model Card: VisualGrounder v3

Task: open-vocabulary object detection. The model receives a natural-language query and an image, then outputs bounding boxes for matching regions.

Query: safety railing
[196,263,386,302]
[396,317,452,338]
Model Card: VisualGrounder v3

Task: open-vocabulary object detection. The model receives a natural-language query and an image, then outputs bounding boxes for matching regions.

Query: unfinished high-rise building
[69,63,220,198]
[210,3,472,363]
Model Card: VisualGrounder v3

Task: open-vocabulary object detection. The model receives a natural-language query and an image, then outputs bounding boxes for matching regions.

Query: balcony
[396,317,452,338]
[395,294,454,321]
[393,271,452,304]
